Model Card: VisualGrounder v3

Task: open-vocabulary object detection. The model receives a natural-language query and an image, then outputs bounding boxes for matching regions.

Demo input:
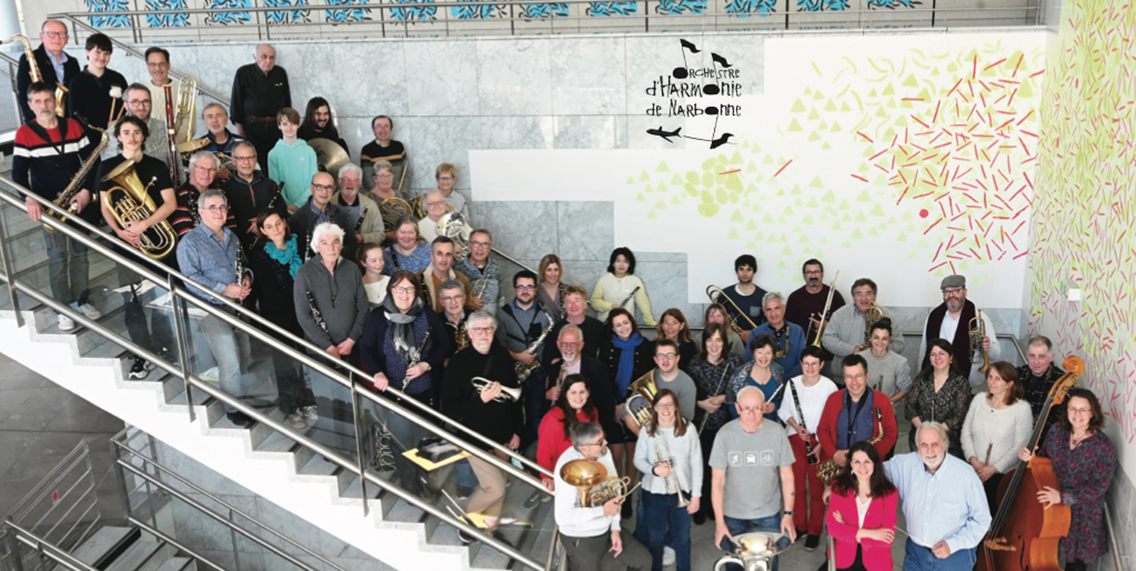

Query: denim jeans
[43,228,89,306]
[721,514,791,571]
[902,538,976,571]
[635,489,692,571]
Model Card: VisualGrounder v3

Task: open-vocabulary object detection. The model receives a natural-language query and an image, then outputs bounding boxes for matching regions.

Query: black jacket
[596,336,656,399]
[441,344,524,446]
[288,198,359,264]
[17,45,80,123]
[222,171,286,249]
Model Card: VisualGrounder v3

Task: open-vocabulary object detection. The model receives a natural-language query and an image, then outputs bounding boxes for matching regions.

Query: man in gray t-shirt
[710,386,796,570]
[624,339,699,436]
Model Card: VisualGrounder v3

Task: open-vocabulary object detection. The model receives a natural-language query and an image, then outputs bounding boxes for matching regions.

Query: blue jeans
[635,489,692,571]
[902,538,976,571]
[721,514,791,571]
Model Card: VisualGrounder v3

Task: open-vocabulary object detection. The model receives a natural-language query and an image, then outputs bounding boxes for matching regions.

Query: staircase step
[69,525,137,567]
[105,535,162,571]
[153,556,192,571]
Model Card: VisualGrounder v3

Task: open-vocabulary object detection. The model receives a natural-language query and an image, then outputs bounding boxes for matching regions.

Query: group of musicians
[10,21,1117,571]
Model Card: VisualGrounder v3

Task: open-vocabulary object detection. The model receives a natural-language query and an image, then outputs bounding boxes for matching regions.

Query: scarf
[382,295,425,363]
[264,235,302,277]
[923,299,976,371]
[612,332,645,395]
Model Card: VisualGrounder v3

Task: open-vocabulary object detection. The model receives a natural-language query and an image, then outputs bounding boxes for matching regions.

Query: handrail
[110,428,348,571]
[3,281,549,570]
[0,174,550,480]
[490,247,536,274]
[125,518,226,571]
[1,521,98,571]
[115,461,328,571]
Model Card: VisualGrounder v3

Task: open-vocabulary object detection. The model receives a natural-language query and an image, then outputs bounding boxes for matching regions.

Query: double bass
[977,355,1084,571]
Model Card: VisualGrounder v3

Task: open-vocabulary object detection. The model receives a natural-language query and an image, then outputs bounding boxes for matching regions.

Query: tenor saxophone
[43,127,110,233]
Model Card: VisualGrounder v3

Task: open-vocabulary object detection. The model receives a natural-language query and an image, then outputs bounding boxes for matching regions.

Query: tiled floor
[0,351,127,522]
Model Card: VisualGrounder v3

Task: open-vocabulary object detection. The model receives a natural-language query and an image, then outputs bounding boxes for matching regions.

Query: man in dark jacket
[288,172,358,263]
[16,20,80,123]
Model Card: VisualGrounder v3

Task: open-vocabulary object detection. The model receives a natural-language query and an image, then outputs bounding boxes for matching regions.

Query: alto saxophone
[515,320,555,382]
[43,127,110,233]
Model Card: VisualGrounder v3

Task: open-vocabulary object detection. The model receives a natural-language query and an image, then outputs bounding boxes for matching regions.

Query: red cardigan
[537,406,598,474]
[817,389,897,462]
[826,489,898,571]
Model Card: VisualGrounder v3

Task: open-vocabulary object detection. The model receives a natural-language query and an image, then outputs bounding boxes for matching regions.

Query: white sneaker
[57,313,75,331]
[663,546,676,567]
[200,366,220,382]
[77,302,102,320]
[301,405,318,421]
[286,411,307,429]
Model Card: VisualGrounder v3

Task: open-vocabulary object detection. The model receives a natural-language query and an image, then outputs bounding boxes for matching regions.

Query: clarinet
[235,253,244,286]
[618,285,641,308]
[788,380,819,465]
[698,363,733,433]
[387,245,401,272]
[400,330,431,390]
[305,290,334,346]
[304,230,313,261]
[355,206,368,234]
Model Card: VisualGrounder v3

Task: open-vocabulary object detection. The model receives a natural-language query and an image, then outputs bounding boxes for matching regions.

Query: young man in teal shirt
[268,107,317,212]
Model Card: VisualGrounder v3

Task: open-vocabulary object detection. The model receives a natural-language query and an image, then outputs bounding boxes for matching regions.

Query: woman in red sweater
[825,441,898,571]
[537,374,598,491]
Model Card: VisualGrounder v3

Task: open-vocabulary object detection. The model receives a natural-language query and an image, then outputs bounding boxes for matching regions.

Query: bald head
[255,44,276,73]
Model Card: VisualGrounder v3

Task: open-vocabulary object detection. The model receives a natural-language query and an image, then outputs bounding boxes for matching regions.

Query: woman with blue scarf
[249,210,313,429]
[597,307,655,518]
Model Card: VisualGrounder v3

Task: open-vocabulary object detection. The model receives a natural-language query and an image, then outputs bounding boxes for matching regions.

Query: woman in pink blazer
[825,441,898,571]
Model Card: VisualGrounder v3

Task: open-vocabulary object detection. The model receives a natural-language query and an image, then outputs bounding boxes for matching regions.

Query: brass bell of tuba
[624,369,659,428]
[862,302,883,346]
[970,309,991,374]
[101,160,178,260]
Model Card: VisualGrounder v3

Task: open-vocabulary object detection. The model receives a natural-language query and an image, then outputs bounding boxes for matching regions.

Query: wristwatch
[783,511,794,516]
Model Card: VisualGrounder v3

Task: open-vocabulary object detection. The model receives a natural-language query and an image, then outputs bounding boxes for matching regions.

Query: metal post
[228,508,242,571]
[0,206,25,329]
[169,279,196,423]
[5,522,26,571]
[349,372,370,517]
[108,438,135,522]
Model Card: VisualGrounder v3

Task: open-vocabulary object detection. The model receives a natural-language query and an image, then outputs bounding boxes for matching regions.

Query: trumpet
[706,284,758,331]
[472,377,521,402]
[807,270,839,346]
[655,438,690,507]
[624,369,658,428]
[970,309,991,374]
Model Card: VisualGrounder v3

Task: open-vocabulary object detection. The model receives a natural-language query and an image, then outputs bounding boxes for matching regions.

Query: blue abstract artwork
[586,1,638,16]
[325,0,373,21]
[520,2,570,17]
[451,0,506,19]
[146,0,190,27]
[390,0,438,20]
[84,0,130,28]
[655,0,706,15]
[205,0,253,24]
[263,0,311,23]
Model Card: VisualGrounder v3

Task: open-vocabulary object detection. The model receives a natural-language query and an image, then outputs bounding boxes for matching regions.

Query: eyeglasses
[42,31,68,38]
[312,184,335,192]
[655,402,676,409]
[469,241,491,248]
[655,353,677,360]
[392,286,416,295]
[804,270,823,275]
[339,177,361,184]
[193,165,217,173]
[426,200,446,207]
[203,204,228,212]
[375,173,394,179]
[1068,407,1092,415]
[440,295,464,303]
[852,291,875,298]
[941,288,964,296]
[737,406,763,413]
[233,155,256,162]
[558,341,581,348]
[515,285,536,291]
[126,99,152,106]
[581,438,607,448]
[469,326,494,335]
[437,176,455,181]
[146,62,169,68]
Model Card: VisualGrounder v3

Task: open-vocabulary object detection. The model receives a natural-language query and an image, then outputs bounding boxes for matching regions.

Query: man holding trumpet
[555,421,652,570]
[918,275,1000,392]
[441,310,523,543]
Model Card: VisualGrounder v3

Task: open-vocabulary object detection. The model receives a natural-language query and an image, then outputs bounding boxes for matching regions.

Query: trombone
[970,309,991,374]
[807,270,839,347]
[705,284,758,334]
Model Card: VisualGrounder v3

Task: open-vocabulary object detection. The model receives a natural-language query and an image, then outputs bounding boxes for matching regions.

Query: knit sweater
[633,423,704,497]
[821,303,906,359]
[331,191,384,246]
[860,350,913,399]
[268,138,317,207]
[960,394,1033,473]
[12,118,98,204]
[292,257,368,350]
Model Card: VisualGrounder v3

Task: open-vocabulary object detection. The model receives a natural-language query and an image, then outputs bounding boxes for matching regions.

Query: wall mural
[1030,0,1136,449]
[470,31,1045,308]
[204,0,253,24]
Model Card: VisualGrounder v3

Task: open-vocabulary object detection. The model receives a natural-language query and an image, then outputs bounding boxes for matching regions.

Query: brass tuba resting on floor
[101,161,177,260]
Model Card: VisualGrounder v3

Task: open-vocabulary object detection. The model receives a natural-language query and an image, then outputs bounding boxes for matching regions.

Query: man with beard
[330,163,384,246]
[417,237,474,314]
[289,172,358,262]
[785,259,845,356]
[884,423,990,570]
[542,325,616,442]
[717,254,767,341]
[821,278,905,379]
[453,229,500,311]
[918,275,1000,392]
[297,96,349,154]
[497,270,553,448]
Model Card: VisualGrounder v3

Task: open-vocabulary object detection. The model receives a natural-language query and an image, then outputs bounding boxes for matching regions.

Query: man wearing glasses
[143,46,196,144]
[785,259,845,355]
[497,270,554,448]
[542,325,618,474]
[330,163,383,247]
[417,236,473,314]
[17,20,80,123]
[622,340,698,438]
[222,141,285,250]
[122,84,180,178]
[554,421,652,570]
[191,103,248,180]
[918,275,1000,391]
[821,278,904,380]
[288,172,358,262]
[455,229,501,310]
[171,152,235,238]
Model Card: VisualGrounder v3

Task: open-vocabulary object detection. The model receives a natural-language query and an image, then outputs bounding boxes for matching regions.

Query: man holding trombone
[713,254,767,342]
[918,275,1000,392]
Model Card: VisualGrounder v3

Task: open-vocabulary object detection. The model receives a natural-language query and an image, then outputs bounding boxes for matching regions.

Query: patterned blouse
[725,361,786,422]
[904,369,971,458]
[1038,424,1117,564]
[688,354,744,434]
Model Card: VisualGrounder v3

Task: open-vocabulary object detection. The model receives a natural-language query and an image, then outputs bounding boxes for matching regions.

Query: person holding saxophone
[633,389,702,571]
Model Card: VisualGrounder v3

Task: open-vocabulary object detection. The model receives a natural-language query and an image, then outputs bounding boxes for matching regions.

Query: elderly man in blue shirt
[885,421,991,570]
[177,189,256,428]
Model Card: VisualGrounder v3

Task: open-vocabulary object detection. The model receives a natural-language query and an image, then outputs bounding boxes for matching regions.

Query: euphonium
[43,127,110,233]
[624,369,658,428]
[706,284,759,331]
[970,309,991,374]
[862,302,883,347]
[655,437,690,507]
[713,532,788,571]
[101,160,178,260]
[471,377,521,402]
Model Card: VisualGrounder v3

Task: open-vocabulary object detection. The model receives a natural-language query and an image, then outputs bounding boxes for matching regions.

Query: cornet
[970,309,991,374]
[472,377,521,402]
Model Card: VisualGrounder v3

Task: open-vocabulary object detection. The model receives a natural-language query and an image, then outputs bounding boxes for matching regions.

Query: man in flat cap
[919,275,1000,392]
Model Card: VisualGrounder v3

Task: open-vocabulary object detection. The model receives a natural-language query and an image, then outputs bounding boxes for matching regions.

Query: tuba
[706,284,758,332]
[624,369,658,428]
[713,532,790,571]
[101,160,178,260]
[471,377,521,402]
[43,127,110,233]
[970,309,991,374]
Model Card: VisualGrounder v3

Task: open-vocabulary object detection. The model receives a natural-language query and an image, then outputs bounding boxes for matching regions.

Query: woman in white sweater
[591,247,656,326]
[961,361,1034,512]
